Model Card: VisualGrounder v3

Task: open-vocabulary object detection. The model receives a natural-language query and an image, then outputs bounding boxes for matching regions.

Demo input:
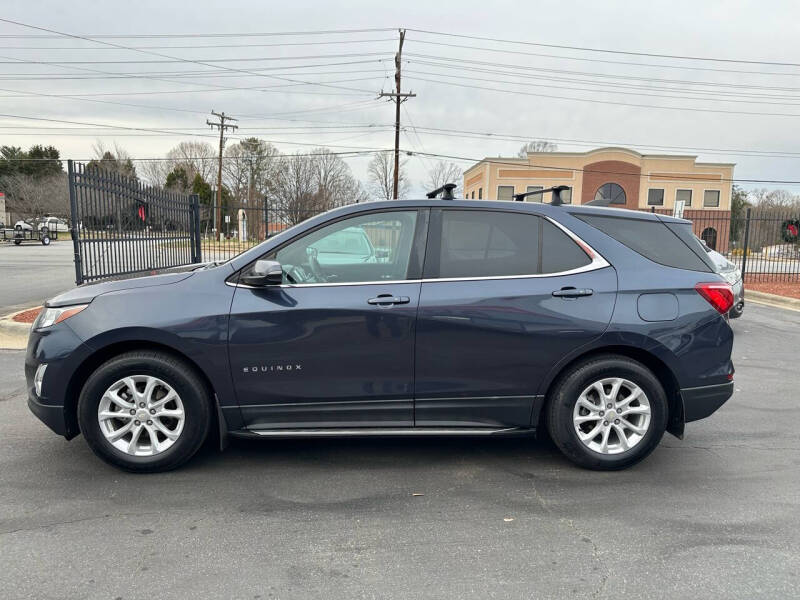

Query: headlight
[722,269,741,285]
[35,304,89,329]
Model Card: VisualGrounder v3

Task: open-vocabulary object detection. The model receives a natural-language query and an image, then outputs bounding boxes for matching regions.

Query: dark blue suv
[26,200,735,472]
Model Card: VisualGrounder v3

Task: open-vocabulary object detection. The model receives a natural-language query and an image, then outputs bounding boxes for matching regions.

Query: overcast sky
[2,0,800,195]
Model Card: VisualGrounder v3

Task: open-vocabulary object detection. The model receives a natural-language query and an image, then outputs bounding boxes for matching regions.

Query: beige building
[463,147,733,212]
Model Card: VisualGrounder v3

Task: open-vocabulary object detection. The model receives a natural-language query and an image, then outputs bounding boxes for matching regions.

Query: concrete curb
[0,307,38,350]
[745,290,800,313]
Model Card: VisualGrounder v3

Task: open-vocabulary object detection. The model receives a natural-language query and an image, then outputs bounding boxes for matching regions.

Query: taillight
[695,282,734,315]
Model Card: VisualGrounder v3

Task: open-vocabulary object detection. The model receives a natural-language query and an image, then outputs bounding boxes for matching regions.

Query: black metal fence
[649,207,800,283]
[68,160,200,285]
[68,161,354,283]
[67,162,800,285]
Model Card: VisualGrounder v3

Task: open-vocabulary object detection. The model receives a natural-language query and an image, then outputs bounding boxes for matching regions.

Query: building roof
[463,146,736,175]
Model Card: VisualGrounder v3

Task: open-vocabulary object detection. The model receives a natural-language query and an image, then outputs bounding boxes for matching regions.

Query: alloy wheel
[97,375,185,456]
[572,377,651,455]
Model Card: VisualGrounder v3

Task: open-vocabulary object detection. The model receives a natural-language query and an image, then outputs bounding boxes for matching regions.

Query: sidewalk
[0,307,40,349]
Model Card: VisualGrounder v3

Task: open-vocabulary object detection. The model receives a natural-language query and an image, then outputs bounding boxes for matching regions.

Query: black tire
[77,351,211,473]
[546,354,668,470]
[41,236,50,246]
[13,238,21,245]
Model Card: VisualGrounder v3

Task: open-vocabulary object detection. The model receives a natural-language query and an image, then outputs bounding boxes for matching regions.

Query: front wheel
[546,355,668,470]
[78,351,211,472]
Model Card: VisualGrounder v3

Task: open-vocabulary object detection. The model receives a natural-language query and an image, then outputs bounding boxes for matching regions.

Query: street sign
[224,215,231,223]
[673,200,686,219]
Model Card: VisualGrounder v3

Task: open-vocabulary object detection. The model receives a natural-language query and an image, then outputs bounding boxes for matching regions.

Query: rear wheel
[546,355,667,470]
[78,351,211,472]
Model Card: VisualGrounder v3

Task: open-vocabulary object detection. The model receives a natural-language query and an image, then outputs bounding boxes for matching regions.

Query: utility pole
[379,29,415,199]
[207,110,237,238]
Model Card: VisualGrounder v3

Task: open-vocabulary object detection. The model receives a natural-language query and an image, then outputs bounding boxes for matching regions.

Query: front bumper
[681,381,734,422]
[27,392,68,436]
[25,321,91,440]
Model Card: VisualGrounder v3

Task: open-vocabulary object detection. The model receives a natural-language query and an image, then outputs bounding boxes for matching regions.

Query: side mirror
[240,259,283,287]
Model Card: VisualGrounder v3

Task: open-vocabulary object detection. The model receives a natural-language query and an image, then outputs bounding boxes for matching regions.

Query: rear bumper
[681,381,734,422]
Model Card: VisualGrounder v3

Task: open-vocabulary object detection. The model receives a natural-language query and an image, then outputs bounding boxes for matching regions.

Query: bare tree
[426,161,463,197]
[223,138,280,204]
[312,148,368,208]
[88,141,137,178]
[3,172,69,219]
[367,152,409,200]
[273,153,323,226]
[140,141,218,187]
[517,140,558,157]
[749,188,800,209]
[272,149,368,226]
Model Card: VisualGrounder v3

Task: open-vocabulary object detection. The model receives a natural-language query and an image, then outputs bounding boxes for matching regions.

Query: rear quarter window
[575,214,711,272]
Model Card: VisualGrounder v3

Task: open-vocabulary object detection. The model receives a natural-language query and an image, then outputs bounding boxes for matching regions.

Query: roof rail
[426,183,457,199]
[513,185,569,205]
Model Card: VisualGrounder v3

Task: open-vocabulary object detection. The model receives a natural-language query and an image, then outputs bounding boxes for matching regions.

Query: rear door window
[575,214,711,272]
[541,220,592,274]
[428,210,592,279]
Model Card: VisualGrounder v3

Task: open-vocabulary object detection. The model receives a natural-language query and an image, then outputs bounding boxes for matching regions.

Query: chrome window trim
[228,215,610,289]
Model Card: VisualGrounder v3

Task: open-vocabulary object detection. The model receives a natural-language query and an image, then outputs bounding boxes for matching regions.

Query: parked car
[37,216,69,233]
[707,248,744,318]
[14,219,34,231]
[26,200,735,472]
[308,225,389,266]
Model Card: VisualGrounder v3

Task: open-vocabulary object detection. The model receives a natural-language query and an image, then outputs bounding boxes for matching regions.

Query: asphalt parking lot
[0,241,75,313]
[1,302,798,599]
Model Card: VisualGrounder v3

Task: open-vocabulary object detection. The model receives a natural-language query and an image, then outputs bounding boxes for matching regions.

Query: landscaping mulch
[11,307,42,323]
[747,282,800,300]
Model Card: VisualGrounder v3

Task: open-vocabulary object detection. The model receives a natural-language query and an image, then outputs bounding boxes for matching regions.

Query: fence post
[740,207,752,283]
[264,194,269,240]
[67,160,84,285]
[189,194,201,263]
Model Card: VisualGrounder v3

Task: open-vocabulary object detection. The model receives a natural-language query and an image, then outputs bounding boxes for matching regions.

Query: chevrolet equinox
[26,200,735,472]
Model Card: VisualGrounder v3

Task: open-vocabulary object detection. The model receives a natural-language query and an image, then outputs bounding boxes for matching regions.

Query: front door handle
[367,294,410,306]
[552,287,594,298]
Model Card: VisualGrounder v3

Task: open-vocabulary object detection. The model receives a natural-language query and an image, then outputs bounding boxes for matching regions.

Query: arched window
[701,227,718,251]
[594,183,626,205]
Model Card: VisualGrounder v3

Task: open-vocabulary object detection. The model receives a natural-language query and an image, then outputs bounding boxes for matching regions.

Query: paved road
[1,303,798,599]
[0,242,75,314]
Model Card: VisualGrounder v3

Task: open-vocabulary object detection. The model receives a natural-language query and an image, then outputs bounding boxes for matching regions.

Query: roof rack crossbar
[426,183,457,199]
[513,185,570,205]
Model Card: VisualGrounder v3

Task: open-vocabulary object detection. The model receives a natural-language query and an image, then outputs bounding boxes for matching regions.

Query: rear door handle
[367,294,410,306]
[552,287,594,298]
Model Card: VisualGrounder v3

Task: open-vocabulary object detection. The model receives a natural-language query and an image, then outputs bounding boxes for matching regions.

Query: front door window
[264,211,418,285]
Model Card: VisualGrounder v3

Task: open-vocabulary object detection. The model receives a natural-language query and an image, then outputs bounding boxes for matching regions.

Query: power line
[404,69,800,107]
[406,76,800,118]
[0,51,393,65]
[0,73,387,97]
[406,28,800,68]
[0,38,397,50]
[0,76,389,119]
[0,59,394,80]
[406,54,800,93]
[0,28,398,39]
[0,18,385,95]
[408,38,800,79]
[403,125,800,159]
